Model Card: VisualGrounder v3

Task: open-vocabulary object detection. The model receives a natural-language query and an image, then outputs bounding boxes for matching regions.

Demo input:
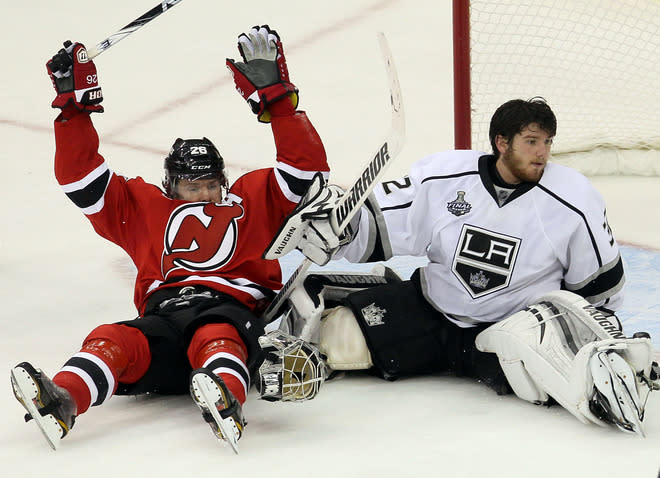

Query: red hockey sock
[53,324,150,415]
[188,323,250,404]
[53,371,91,415]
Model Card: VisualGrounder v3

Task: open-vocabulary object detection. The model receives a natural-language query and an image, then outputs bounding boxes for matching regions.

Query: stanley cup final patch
[447,191,472,217]
[452,224,521,298]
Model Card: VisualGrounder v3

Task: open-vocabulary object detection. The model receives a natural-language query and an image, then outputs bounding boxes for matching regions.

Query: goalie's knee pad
[282,265,402,343]
[476,291,657,435]
[319,306,373,371]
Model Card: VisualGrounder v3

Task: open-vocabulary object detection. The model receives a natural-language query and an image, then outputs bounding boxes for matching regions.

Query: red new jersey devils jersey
[54,111,329,314]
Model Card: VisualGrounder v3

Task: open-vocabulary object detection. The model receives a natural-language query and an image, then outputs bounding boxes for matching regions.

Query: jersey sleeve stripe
[60,162,109,193]
[60,163,112,214]
[275,162,330,202]
[563,254,625,303]
[364,196,393,262]
[380,201,412,212]
[421,171,479,184]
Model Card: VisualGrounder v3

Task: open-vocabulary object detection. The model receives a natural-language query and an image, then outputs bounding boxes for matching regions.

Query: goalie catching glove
[46,41,103,114]
[227,25,298,122]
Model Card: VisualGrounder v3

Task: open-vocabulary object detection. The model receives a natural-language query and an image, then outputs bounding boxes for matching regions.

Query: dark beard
[501,148,544,183]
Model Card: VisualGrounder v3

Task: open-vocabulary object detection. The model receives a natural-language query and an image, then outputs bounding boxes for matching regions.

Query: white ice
[1,1,659,477]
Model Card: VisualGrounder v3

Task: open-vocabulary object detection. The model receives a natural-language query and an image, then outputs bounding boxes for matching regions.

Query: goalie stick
[86,0,184,59]
[262,32,405,325]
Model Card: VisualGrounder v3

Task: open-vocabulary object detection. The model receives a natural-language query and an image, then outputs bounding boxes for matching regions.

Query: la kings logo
[452,224,521,298]
[361,303,386,326]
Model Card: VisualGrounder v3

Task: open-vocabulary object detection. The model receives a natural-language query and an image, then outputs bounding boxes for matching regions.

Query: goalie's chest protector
[374,151,620,326]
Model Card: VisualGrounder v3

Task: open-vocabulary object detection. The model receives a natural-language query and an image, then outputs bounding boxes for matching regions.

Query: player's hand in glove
[47,41,103,115]
[227,25,298,123]
[263,174,358,266]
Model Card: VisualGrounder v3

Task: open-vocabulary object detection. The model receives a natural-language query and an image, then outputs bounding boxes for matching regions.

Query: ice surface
[1,1,659,476]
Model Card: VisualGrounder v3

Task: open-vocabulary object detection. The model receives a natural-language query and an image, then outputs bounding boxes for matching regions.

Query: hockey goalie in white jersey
[258,97,659,436]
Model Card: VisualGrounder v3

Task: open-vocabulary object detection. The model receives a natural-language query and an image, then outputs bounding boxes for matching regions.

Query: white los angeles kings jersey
[338,150,625,328]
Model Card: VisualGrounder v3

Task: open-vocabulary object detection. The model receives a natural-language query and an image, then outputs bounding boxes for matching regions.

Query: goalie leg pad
[282,265,403,343]
[476,291,657,434]
[319,306,373,370]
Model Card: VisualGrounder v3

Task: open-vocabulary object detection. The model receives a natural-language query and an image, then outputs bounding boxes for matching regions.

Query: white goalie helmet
[257,330,328,402]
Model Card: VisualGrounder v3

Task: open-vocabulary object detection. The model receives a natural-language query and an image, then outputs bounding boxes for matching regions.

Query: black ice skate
[10,362,77,450]
[189,368,245,454]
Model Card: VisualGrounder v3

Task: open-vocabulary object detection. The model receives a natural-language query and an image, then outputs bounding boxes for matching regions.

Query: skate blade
[10,366,62,450]
[191,373,240,454]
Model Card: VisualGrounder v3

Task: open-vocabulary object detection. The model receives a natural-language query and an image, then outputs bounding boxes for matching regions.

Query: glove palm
[227,25,298,122]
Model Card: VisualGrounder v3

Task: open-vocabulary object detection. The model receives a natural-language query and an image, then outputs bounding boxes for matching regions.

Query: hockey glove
[263,173,357,266]
[226,25,298,123]
[46,41,103,113]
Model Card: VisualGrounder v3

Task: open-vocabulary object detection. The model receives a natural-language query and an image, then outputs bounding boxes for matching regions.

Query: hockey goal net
[453,0,660,175]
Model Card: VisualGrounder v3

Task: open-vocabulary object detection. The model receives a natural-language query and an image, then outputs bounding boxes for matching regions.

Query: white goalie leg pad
[319,306,373,371]
[474,311,552,405]
[476,291,657,434]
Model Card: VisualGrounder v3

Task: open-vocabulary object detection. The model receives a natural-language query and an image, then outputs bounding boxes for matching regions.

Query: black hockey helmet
[162,137,228,198]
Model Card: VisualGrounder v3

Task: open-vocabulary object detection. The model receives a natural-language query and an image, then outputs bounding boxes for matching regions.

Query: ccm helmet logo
[190,165,211,170]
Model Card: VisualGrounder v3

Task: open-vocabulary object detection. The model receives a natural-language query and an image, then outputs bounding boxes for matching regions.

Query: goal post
[452,0,660,175]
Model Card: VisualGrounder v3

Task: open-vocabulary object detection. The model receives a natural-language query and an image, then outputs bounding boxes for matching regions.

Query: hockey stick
[86,0,184,59]
[262,32,405,324]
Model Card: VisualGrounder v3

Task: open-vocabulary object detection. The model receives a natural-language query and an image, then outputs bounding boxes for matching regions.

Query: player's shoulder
[539,162,604,205]
[121,175,169,200]
[227,168,269,192]
[411,150,484,177]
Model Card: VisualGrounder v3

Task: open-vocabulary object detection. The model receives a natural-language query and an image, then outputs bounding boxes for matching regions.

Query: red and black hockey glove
[226,25,298,123]
[46,41,104,114]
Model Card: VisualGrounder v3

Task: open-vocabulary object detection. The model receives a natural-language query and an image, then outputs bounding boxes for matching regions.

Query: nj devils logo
[162,202,244,277]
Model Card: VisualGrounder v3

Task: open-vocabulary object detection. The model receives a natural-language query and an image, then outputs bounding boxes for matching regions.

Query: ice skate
[190,369,245,454]
[10,362,77,450]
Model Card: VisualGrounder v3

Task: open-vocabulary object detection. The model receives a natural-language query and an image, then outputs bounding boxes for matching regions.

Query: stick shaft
[264,33,405,324]
[87,0,184,59]
[330,32,406,234]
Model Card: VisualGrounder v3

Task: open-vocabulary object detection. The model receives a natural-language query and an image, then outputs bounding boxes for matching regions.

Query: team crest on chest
[162,201,244,277]
[447,191,472,217]
[452,224,521,298]
[361,303,386,326]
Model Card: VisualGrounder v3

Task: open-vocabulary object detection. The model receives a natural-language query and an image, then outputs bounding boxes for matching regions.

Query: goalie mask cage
[452,0,660,175]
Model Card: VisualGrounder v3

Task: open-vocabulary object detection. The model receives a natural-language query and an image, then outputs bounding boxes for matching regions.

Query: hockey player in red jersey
[10,25,329,452]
